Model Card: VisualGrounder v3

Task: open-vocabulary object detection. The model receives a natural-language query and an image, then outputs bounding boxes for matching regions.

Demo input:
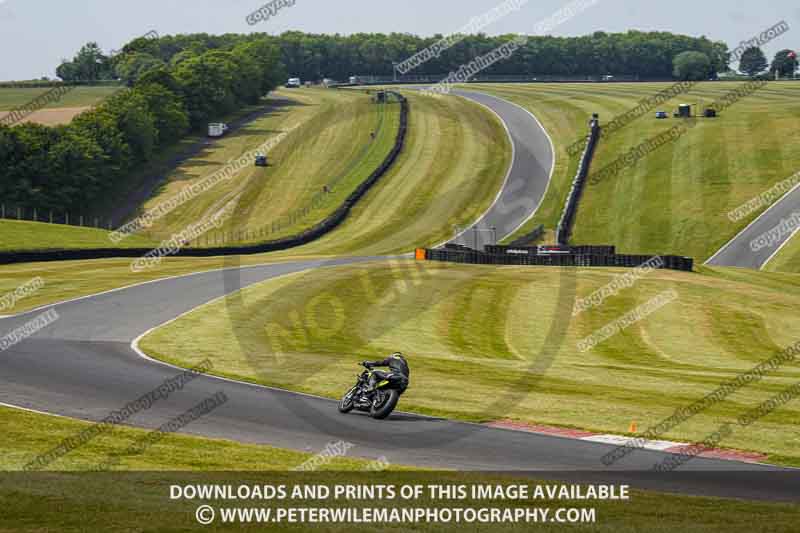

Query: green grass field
[280,89,511,256]
[138,260,800,466]
[0,405,386,472]
[0,405,797,532]
[0,219,157,251]
[469,82,800,261]
[0,86,121,111]
[136,88,400,243]
[764,231,800,273]
[134,88,510,256]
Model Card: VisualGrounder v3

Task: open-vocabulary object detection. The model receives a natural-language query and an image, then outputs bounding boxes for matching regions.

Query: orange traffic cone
[629,421,638,433]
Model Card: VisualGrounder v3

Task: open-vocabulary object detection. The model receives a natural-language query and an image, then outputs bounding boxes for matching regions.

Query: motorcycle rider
[362,352,409,394]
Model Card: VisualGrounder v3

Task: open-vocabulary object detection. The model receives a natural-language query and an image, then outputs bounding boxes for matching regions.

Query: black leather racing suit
[365,354,409,393]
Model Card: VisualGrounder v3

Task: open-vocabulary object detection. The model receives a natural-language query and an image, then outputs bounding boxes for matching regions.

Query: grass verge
[0,404,797,531]
[0,219,157,252]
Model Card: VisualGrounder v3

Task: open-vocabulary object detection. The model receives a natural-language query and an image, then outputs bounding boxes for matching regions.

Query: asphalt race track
[448,90,554,249]
[706,182,800,269]
[0,92,795,502]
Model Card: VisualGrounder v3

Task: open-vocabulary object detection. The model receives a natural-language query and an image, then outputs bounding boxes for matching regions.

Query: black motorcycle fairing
[339,364,406,418]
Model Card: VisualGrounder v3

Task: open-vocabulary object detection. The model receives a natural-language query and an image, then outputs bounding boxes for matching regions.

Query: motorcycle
[338,363,406,419]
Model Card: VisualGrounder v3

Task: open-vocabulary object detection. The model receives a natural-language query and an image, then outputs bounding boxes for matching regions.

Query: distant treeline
[0,38,283,212]
[269,30,729,80]
[53,30,730,86]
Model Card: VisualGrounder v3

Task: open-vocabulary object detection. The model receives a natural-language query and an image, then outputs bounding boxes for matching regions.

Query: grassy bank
[469,82,800,260]
[0,219,157,252]
[763,232,800,273]
[284,90,512,255]
[139,261,800,465]
[137,88,399,243]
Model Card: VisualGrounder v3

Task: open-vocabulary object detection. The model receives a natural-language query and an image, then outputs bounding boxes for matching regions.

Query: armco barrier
[425,248,693,272]
[556,116,601,245]
[0,93,409,266]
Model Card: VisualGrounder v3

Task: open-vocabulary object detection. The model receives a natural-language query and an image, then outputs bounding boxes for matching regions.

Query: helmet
[391,352,405,359]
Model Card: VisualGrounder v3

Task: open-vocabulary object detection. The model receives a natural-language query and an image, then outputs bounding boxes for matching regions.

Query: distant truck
[286,77,302,88]
[349,76,360,85]
[208,122,228,138]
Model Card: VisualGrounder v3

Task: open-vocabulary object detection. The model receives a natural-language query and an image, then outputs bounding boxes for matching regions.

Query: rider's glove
[362,361,373,368]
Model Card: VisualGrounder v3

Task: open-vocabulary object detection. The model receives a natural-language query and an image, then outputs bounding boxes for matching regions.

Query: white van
[208,123,228,138]
[286,77,301,88]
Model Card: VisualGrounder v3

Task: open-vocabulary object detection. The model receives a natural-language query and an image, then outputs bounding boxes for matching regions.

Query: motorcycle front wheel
[369,389,400,419]
[338,386,357,413]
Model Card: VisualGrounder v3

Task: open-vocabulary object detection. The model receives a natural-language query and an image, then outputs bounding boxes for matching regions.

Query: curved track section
[706,183,800,269]
[0,93,793,502]
[447,90,554,248]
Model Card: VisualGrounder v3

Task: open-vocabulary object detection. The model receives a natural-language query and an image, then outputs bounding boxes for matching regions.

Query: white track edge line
[704,181,800,265]
[761,226,800,270]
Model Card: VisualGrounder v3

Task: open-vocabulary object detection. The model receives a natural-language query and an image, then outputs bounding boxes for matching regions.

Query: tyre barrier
[0,93,409,266]
[556,117,601,245]
[485,244,616,256]
[424,247,693,272]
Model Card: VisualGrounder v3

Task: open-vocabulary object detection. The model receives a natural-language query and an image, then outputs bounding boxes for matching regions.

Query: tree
[56,42,116,82]
[70,106,133,178]
[235,39,285,95]
[136,83,189,147]
[709,41,731,74]
[5,124,68,208]
[169,50,198,69]
[45,128,106,209]
[104,90,158,163]
[770,49,798,78]
[739,47,768,76]
[55,61,79,82]
[673,51,712,81]
[136,67,183,95]
[174,51,238,127]
[114,52,165,86]
[230,44,266,105]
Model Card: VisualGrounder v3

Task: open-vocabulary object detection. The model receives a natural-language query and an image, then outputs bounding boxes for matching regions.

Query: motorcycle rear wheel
[370,389,400,419]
